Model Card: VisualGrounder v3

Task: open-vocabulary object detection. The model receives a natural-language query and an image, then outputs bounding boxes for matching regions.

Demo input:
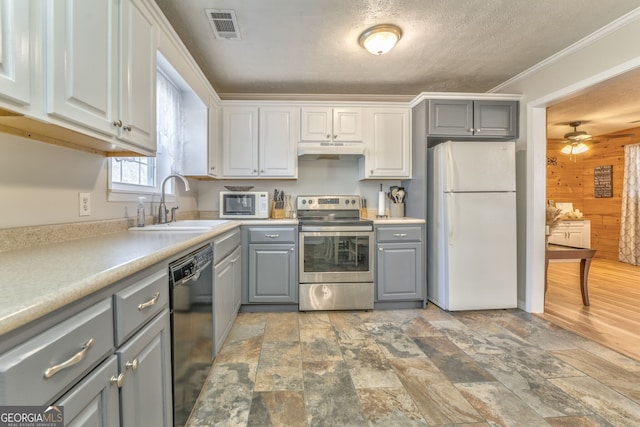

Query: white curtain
[619,143,640,265]
[156,70,184,174]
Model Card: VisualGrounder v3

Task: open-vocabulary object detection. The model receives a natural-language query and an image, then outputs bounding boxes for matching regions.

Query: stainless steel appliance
[297,195,374,311]
[168,244,214,427]
[219,191,269,219]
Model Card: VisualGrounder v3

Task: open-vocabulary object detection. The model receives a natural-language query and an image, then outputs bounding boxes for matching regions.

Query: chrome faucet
[158,174,190,224]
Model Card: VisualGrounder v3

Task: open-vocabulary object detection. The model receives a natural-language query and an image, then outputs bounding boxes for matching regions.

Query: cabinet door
[333,108,362,141]
[213,246,241,356]
[248,243,296,303]
[0,0,31,108]
[55,356,120,427]
[117,310,172,427]
[428,100,473,136]
[473,101,518,137]
[222,107,259,177]
[232,248,242,312]
[259,106,297,177]
[300,107,332,141]
[46,0,118,135]
[364,108,410,178]
[377,242,423,300]
[118,0,156,152]
[208,99,221,177]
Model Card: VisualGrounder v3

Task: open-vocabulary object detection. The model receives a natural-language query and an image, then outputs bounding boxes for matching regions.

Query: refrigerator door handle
[446,142,455,191]
[447,193,455,245]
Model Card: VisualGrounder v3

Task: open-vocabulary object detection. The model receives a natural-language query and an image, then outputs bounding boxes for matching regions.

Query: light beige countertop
[0,221,241,337]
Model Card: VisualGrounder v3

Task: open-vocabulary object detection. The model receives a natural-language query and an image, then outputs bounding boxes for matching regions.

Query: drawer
[114,268,169,346]
[213,228,241,264]
[0,298,114,405]
[376,226,422,242]
[248,227,296,243]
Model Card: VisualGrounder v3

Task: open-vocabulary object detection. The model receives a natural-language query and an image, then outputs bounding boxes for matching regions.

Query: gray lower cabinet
[375,225,425,302]
[213,245,242,356]
[0,264,173,427]
[428,99,518,138]
[56,355,120,426]
[242,226,298,305]
[117,309,172,427]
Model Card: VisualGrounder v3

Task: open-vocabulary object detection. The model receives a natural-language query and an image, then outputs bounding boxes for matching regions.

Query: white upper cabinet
[222,106,259,177]
[259,106,297,177]
[360,107,411,179]
[0,0,31,110]
[300,107,362,142]
[46,0,156,154]
[221,106,297,178]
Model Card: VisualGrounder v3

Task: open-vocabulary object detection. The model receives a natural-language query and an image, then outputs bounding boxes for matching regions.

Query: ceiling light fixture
[359,24,402,55]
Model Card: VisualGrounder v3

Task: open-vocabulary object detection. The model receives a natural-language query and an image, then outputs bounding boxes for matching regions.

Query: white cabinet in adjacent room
[221,106,297,178]
[360,107,411,179]
[46,0,157,154]
[548,220,591,249]
[300,107,363,142]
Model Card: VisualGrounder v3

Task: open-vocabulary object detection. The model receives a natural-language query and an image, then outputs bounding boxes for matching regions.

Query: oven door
[299,230,374,283]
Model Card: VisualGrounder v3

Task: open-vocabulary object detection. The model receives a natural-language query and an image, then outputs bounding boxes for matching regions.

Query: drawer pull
[393,233,408,237]
[44,338,94,378]
[126,358,139,372]
[110,373,125,388]
[138,292,160,310]
[265,234,280,238]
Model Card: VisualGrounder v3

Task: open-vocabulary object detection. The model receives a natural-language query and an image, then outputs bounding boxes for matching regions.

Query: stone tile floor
[186,306,640,426]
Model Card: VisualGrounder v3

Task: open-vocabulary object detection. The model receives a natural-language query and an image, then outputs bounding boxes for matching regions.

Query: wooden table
[545,244,597,306]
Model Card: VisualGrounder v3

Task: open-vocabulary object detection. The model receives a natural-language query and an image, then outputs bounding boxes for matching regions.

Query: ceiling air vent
[205,9,241,40]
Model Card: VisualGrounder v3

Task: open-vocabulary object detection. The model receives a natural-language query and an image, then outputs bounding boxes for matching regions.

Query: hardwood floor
[540,257,640,361]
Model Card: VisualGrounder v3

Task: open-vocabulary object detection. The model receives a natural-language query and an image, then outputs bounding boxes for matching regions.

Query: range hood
[297,142,365,159]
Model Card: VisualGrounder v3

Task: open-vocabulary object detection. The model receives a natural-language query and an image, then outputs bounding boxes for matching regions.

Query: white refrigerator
[427,140,517,311]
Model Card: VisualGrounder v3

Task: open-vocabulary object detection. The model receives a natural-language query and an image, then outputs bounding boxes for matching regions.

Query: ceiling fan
[560,121,597,157]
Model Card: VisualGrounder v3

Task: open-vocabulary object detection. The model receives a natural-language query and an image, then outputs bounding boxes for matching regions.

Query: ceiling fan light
[359,24,402,55]
[573,143,589,154]
[560,145,573,154]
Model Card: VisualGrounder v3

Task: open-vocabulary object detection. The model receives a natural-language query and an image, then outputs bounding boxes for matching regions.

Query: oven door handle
[299,226,373,232]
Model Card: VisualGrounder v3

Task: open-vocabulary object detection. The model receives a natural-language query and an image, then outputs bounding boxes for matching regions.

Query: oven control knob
[308,199,313,204]
[301,199,307,204]
[351,199,356,205]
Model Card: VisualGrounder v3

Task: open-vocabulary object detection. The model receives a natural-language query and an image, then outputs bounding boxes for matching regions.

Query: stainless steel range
[297,195,374,311]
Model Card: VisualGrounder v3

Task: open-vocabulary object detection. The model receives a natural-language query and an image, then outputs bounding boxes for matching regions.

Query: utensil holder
[271,202,284,219]
[389,203,405,218]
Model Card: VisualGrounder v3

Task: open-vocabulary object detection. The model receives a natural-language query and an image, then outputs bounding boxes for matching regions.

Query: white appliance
[427,140,517,311]
[219,191,269,219]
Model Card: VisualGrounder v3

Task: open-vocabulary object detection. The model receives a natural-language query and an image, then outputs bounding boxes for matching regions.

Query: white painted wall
[0,134,197,228]
[492,9,640,312]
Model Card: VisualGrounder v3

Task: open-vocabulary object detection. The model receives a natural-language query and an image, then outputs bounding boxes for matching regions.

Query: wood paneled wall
[546,127,638,260]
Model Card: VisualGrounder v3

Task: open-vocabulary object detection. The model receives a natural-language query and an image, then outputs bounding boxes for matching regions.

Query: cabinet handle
[126,358,139,372]
[44,338,94,378]
[260,169,265,173]
[113,120,123,128]
[123,125,132,132]
[476,128,481,133]
[264,234,280,238]
[326,134,331,139]
[253,169,257,174]
[468,128,474,132]
[110,373,125,388]
[138,292,160,310]
[393,233,408,237]
[379,247,384,252]
[290,248,295,252]
[333,134,337,139]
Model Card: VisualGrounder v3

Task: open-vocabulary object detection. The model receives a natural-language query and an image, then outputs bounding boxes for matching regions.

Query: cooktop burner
[297,195,372,230]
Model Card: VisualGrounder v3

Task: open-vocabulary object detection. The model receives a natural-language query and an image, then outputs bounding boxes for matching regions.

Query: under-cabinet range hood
[297,142,365,159]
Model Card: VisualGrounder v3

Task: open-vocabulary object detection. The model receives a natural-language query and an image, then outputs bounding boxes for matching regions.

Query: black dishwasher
[169,243,214,427]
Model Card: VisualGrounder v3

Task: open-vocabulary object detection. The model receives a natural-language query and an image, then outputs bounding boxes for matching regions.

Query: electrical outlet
[79,192,91,216]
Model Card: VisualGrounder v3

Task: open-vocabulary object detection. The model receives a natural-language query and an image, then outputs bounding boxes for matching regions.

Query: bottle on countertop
[137,196,146,227]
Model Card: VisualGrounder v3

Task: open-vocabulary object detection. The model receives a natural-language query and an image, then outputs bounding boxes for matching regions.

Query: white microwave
[219,191,270,219]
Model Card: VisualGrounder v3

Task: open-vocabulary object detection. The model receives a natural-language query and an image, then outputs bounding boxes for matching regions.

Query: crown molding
[217,92,414,103]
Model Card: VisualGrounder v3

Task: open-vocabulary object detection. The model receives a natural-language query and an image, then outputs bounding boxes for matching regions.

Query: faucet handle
[170,206,179,222]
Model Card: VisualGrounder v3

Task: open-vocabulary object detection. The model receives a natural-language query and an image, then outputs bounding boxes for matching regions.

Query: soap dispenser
[136,197,146,227]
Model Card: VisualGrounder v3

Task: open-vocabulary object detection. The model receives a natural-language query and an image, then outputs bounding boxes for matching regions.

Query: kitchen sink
[129,219,230,231]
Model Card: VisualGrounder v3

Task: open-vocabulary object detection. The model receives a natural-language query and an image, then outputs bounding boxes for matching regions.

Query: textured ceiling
[153,0,640,136]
